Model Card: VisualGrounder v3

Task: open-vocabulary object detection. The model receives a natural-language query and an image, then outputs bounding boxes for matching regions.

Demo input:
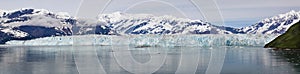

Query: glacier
[5,34,278,47]
[1,8,299,46]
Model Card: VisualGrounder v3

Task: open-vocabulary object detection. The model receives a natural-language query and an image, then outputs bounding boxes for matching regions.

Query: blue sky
[1,0,300,28]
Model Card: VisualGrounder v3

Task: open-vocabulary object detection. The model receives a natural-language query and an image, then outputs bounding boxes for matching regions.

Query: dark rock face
[0,31,13,44]
[13,25,72,39]
[4,9,34,19]
[0,25,75,44]
[264,21,300,49]
[95,25,111,35]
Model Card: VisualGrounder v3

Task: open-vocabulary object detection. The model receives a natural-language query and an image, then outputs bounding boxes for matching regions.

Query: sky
[1,0,300,28]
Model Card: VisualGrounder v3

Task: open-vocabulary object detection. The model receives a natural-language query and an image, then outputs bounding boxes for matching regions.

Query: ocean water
[0,46,299,74]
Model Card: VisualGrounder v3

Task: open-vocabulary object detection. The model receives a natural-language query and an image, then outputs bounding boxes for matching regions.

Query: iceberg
[5,34,278,47]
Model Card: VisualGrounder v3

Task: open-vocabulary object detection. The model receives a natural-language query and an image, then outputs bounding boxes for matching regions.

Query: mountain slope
[241,10,300,34]
[264,20,300,49]
[98,10,300,35]
[98,12,242,34]
[0,8,75,37]
[0,8,112,36]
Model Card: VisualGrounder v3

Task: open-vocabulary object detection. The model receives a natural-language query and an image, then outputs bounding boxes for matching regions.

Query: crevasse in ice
[5,34,278,47]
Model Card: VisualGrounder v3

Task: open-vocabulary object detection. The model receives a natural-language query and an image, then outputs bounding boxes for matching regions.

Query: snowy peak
[261,10,299,23]
[98,12,235,35]
[0,8,72,19]
[98,12,192,23]
[242,10,300,34]
[0,8,76,38]
[0,8,76,28]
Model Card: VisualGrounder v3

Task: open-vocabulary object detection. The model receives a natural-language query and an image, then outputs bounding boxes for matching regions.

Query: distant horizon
[1,0,300,28]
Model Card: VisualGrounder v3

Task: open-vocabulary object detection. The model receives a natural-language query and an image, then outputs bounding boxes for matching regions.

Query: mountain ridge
[98,11,240,34]
[241,10,300,34]
[0,8,299,44]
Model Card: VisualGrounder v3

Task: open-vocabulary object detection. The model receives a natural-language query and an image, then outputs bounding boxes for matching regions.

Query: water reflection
[0,46,78,74]
[270,49,300,72]
[0,46,298,74]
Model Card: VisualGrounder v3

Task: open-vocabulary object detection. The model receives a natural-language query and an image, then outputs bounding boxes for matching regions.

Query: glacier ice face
[5,34,278,47]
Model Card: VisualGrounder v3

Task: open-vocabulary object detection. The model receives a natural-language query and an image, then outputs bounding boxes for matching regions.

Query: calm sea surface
[0,46,299,74]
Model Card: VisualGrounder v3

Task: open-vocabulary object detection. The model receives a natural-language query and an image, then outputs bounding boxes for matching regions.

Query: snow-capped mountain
[0,8,299,44]
[97,10,300,35]
[0,8,75,38]
[0,8,80,44]
[0,8,76,26]
[98,12,241,34]
[240,10,300,34]
[0,8,113,44]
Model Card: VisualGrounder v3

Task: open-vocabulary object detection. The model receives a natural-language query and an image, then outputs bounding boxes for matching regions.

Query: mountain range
[0,8,299,44]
